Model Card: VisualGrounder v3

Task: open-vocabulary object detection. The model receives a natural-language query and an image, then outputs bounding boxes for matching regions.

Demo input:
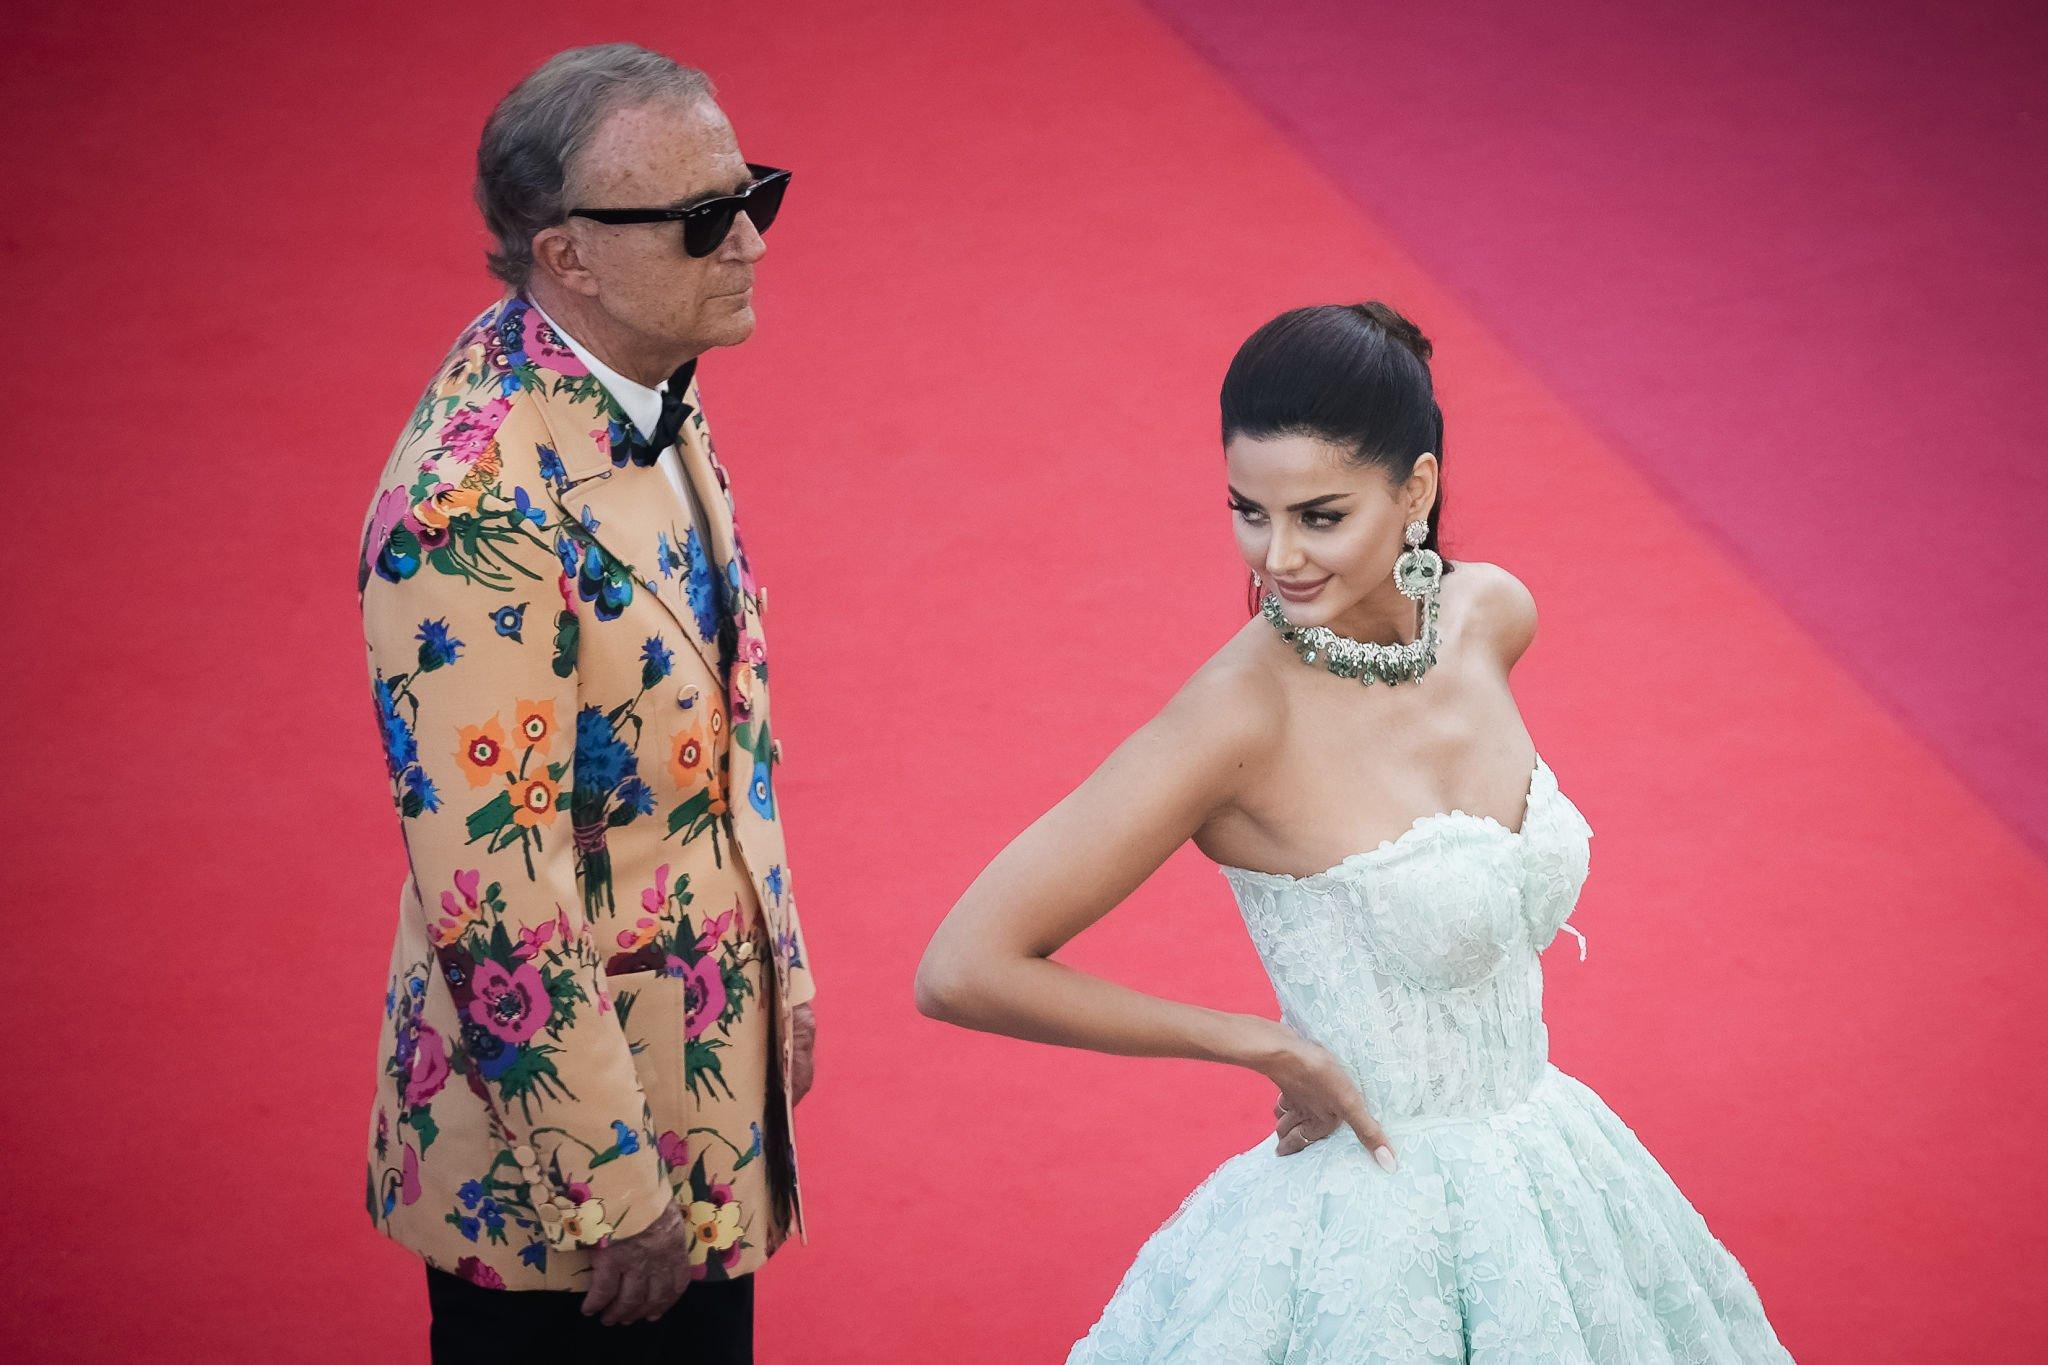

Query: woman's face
[1224,433,1437,633]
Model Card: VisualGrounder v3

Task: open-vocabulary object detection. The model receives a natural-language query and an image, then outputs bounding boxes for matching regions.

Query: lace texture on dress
[1067,757,1795,1364]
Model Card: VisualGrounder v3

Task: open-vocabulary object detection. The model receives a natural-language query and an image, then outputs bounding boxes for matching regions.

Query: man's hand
[581,1201,690,1326]
[791,1002,816,1105]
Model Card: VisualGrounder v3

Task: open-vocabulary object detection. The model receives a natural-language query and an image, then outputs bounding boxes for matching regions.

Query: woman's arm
[912,658,1399,1165]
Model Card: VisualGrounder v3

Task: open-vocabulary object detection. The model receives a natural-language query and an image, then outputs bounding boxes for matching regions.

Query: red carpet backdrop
[5,0,2042,1360]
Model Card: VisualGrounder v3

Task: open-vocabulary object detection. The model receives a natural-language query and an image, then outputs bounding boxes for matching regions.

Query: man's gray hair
[476,44,714,289]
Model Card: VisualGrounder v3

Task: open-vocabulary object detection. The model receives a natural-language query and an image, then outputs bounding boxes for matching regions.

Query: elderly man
[357,44,817,1362]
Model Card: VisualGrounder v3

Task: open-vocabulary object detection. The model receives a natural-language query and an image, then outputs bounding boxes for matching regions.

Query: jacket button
[677,684,700,708]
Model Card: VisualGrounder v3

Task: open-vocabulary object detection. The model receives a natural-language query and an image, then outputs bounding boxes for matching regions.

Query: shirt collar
[529,298,686,444]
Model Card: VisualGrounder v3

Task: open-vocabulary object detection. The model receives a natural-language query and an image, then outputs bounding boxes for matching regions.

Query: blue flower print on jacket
[682,528,721,642]
[556,522,634,622]
[416,618,464,672]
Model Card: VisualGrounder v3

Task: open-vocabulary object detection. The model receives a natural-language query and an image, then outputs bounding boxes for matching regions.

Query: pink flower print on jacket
[695,906,737,953]
[682,955,728,1041]
[514,919,558,962]
[400,1143,422,1206]
[521,312,583,373]
[468,959,553,1044]
[433,868,486,948]
[657,1130,691,1169]
[402,1023,450,1107]
[455,1256,505,1289]
[440,397,513,465]
[616,864,674,954]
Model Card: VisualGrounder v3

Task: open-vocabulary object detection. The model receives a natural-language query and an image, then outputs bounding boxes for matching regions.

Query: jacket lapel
[677,407,740,656]
[676,402,768,724]
[507,298,724,686]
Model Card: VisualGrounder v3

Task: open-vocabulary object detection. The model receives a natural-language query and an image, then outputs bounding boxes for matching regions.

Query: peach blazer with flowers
[358,294,815,1292]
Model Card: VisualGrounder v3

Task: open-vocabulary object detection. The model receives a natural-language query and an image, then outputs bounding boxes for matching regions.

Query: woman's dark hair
[1220,301,1452,610]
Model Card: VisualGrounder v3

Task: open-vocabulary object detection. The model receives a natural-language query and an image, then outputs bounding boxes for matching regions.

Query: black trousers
[425,1264,753,1364]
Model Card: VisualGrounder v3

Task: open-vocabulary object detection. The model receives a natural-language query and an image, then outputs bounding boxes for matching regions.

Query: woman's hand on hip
[1246,1020,1397,1172]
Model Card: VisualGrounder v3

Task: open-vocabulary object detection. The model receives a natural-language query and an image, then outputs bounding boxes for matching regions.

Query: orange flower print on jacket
[507,770,561,830]
[456,718,512,788]
[453,709,569,879]
[665,705,730,866]
[514,699,556,754]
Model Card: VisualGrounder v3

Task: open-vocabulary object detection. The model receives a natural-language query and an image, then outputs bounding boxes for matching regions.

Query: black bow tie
[616,358,699,467]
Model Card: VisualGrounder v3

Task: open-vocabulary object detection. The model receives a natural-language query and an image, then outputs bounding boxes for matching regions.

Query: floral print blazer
[358,295,816,1292]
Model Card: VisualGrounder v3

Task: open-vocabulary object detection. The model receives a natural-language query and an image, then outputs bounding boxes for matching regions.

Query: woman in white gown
[914,302,1796,1363]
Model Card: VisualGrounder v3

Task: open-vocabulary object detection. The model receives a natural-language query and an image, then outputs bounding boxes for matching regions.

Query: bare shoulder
[1147,620,1288,774]
[1452,560,1538,668]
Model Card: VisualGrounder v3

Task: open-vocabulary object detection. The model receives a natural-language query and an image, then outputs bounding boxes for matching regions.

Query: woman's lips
[1272,576,1330,602]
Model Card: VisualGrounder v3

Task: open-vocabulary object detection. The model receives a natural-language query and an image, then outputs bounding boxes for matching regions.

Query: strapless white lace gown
[1067,755,1795,1363]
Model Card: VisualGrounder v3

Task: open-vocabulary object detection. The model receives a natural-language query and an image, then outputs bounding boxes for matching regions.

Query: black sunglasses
[568,164,791,258]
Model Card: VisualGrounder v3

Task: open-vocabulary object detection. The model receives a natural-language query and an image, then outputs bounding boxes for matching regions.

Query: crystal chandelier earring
[1393,518,1444,603]
[1261,517,1443,686]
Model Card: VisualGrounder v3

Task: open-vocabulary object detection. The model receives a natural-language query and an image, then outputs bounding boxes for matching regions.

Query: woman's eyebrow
[1227,487,1352,511]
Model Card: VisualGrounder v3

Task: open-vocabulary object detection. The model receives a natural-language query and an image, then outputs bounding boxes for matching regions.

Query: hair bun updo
[1349,301,1432,363]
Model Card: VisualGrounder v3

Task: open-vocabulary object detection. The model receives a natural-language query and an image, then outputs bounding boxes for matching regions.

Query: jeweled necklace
[1261,519,1444,686]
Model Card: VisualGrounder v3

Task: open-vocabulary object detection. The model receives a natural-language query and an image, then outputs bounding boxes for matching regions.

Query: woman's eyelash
[1231,503,1341,527]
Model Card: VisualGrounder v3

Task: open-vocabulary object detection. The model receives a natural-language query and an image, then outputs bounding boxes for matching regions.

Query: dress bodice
[1222,754,1594,1122]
